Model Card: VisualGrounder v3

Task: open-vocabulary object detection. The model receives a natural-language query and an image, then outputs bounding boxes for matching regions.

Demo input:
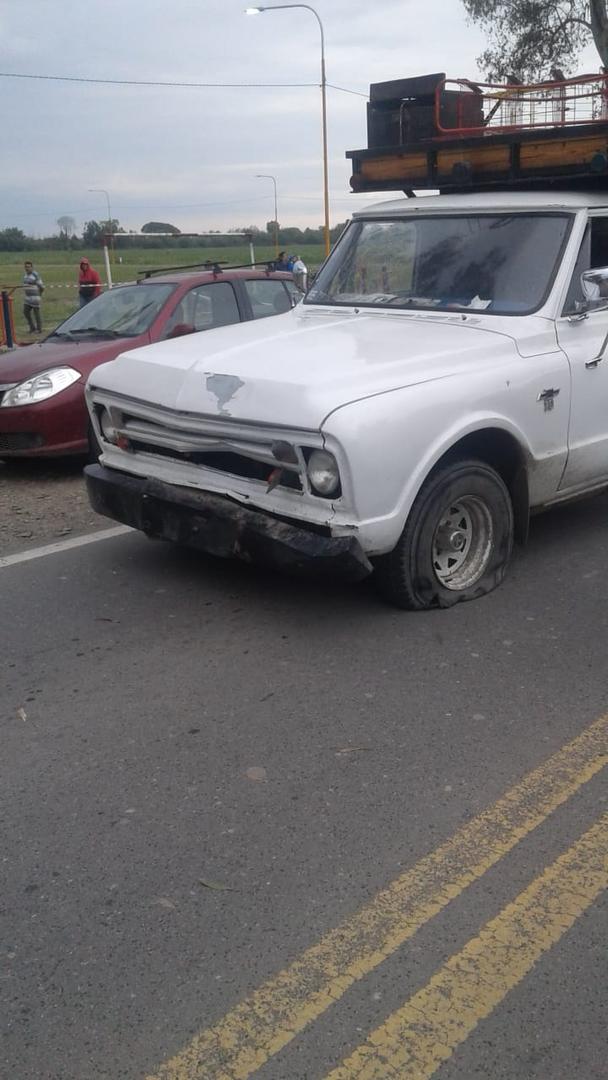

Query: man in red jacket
[78,258,102,307]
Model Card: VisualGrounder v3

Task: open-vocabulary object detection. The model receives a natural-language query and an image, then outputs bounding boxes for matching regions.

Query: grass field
[0,244,326,344]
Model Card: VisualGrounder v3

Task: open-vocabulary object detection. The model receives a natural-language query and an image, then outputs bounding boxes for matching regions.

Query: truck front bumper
[85,464,372,581]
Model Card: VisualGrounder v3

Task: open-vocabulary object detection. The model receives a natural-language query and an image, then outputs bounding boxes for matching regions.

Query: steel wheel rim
[431,495,494,590]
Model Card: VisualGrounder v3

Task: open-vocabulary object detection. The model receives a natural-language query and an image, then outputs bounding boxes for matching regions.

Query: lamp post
[245,4,330,257]
[88,188,114,286]
[256,174,279,257]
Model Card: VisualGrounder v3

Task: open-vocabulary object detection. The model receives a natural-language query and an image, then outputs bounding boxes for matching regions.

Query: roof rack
[137,260,280,281]
[347,71,608,194]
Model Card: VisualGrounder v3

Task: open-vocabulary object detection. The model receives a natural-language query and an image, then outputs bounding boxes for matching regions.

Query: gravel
[0,459,107,556]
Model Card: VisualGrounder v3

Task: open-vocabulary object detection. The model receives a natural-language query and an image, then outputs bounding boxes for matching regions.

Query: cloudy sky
[1,0,600,237]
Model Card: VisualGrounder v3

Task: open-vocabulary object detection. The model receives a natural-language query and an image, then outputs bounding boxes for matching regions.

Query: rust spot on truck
[204,373,245,416]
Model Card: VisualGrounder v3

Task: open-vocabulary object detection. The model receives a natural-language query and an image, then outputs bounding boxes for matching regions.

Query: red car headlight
[0,367,80,408]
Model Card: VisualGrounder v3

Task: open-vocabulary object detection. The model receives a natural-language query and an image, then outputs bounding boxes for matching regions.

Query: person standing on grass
[292,254,308,291]
[78,257,102,307]
[274,251,290,271]
[22,260,44,333]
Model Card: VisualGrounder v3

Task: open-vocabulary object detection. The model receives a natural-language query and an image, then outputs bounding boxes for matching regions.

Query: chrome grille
[92,396,308,493]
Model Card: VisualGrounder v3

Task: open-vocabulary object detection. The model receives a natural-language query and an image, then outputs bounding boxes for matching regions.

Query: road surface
[1,493,607,1079]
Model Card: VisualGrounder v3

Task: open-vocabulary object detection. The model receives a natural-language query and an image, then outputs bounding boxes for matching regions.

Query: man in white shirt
[292,255,308,291]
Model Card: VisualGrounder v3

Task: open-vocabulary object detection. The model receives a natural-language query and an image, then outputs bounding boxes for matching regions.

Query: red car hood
[0,336,142,384]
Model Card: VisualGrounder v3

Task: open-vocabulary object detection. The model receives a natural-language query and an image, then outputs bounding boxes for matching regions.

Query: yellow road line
[326,811,608,1079]
[147,715,608,1080]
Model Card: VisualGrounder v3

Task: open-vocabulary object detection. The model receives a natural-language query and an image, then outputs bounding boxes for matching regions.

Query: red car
[0,266,301,458]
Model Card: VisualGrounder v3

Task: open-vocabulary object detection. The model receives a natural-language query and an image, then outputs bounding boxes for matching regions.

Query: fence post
[1,290,15,349]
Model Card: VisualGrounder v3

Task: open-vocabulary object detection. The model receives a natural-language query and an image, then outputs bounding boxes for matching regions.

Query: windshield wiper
[47,329,77,340]
[69,327,125,338]
[367,294,403,305]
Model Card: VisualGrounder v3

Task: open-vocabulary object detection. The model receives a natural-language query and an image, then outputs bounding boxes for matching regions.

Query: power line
[1,197,275,219]
[0,71,316,88]
[0,71,367,95]
[1,194,365,225]
[327,83,368,98]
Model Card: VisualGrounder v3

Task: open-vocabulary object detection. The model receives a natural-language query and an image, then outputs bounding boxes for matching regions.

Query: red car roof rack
[137,260,279,280]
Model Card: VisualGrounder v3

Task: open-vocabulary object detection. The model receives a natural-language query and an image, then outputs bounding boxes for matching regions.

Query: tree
[0,227,29,251]
[83,220,103,245]
[462,0,608,82]
[141,221,181,234]
[57,215,76,238]
[82,218,122,245]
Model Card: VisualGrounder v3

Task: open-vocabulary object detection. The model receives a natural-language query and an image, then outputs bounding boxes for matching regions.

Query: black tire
[374,458,514,610]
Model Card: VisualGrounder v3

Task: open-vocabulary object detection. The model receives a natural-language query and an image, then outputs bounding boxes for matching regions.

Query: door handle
[585,355,603,368]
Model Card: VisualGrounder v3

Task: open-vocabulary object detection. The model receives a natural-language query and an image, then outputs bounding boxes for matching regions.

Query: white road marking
[0,526,132,569]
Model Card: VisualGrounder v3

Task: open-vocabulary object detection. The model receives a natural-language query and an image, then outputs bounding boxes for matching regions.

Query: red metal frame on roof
[434,73,608,138]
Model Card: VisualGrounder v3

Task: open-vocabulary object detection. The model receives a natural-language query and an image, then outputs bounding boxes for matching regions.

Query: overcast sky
[1,0,600,237]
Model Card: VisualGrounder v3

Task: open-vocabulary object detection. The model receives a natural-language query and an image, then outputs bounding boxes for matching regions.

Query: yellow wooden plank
[437,145,511,176]
[521,135,608,168]
[361,154,428,182]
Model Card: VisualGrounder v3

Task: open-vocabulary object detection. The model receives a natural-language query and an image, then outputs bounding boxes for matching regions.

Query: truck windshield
[306,213,572,316]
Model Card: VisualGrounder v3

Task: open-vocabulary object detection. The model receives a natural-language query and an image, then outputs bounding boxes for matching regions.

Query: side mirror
[581,267,608,311]
[167,323,195,339]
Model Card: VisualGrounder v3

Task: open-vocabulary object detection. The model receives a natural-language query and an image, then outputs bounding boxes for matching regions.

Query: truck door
[556,214,608,490]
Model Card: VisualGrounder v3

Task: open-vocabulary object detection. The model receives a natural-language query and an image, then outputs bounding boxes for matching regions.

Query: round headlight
[99,408,118,444]
[307,449,340,497]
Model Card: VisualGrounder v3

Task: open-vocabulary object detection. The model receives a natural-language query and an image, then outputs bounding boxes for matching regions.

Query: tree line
[0,218,348,253]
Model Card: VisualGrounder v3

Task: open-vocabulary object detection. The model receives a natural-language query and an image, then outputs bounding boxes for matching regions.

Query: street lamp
[256,174,279,257]
[245,4,331,257]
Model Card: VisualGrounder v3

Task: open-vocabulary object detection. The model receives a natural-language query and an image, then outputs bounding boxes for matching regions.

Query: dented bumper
[85,464,372,581]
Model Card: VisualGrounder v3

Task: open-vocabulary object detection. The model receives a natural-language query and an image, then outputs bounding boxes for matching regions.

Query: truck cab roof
[355,190,608,217]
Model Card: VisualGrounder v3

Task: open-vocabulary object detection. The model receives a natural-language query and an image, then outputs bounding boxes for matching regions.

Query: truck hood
[89,306,520,430]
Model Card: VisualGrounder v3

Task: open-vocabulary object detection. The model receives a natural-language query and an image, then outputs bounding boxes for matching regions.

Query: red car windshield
[50,283,176,339]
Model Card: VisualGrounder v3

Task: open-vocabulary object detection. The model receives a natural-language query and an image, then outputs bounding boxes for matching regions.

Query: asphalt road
[1,494,607,1080]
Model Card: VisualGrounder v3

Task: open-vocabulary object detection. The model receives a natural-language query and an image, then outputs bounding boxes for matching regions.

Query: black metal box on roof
[369,72,445,104]
[367,72,484,148]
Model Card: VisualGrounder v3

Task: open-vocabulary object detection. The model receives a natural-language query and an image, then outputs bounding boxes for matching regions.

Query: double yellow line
[147,714,608,1080]
[328,812,608,1078]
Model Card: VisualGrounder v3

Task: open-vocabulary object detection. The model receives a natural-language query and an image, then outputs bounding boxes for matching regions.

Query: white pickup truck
[85,190,608,609]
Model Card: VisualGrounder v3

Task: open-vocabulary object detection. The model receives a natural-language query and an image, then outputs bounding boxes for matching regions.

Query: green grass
[0,245,325,343]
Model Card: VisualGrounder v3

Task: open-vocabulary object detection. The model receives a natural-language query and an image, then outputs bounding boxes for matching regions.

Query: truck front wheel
[374,459,514,610]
